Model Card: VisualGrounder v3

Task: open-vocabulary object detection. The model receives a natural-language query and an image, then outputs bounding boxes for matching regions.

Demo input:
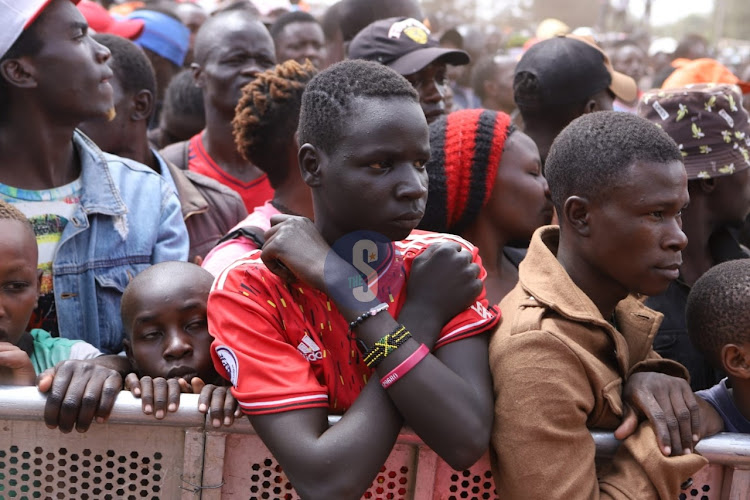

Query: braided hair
[232,59,318,187]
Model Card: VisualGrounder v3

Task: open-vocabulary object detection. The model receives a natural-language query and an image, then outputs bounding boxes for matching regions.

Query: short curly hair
[233,59,317,187]
[687,259,750,369]
[298,59,418,154]
[545,111,683,214]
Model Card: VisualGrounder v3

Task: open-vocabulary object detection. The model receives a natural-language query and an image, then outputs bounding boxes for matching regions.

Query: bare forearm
[253,379,403,500]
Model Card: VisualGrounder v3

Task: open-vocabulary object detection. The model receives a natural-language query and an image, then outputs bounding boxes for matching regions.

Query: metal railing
[1,386,749,499]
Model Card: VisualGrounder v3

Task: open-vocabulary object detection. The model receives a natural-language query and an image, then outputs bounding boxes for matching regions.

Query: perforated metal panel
[679,464,724,500]
[429,452,496,500]
[218,432,417,499]
[0,420,196,499]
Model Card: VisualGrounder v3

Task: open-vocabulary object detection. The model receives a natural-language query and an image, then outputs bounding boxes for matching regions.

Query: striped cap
[0,0,80,59]
[419,109,513,234]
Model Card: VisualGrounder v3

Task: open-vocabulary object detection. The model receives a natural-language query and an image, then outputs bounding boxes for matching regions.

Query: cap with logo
[348,17,469,76]
[638,83,750,180]
[0,0,81,59]
[514,34,637,107]
[77,1,144,41]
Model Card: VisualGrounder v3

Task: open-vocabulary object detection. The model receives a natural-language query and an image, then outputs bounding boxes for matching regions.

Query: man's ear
[298,143,323,187]
[131,89,154,122]
[720,343,750,379]
[582,98,598,114]
[191,62,205,88]
[561,195,592,236]
[0,58,37,90]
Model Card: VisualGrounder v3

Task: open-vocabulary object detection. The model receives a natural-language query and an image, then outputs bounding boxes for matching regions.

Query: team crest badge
[403,26,428,44]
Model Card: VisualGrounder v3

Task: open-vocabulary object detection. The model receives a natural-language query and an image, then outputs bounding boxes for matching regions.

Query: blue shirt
[697,378,750,433]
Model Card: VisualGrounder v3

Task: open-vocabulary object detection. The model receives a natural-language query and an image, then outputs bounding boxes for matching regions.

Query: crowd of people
[1,0,750,498]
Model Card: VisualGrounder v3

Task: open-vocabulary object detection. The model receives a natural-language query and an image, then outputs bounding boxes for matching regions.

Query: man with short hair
[79,34,247,263]
[513,34,637,163]
[472,54,517,115]
[160,9,275,213]
[348,17,469,124]
[490,111,721,499]
[0,0,188,354]
[270,10,326,69]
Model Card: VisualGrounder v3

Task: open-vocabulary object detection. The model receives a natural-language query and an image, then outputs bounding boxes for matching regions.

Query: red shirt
[208,230,500,416]
[187,132,274,212]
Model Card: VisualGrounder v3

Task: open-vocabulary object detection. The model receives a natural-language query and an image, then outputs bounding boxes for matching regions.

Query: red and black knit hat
[419,109,514,234]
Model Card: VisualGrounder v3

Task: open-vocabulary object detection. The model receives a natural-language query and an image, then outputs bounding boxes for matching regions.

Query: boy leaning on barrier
[490,111,724,499]
[0,200,129,433]
[690,260,750,433]
[208,59,499,499]
[121,261,240,427]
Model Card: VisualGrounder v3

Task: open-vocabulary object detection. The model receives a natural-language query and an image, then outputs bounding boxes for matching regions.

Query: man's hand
[261,215,331,289]
[615,372,700,456]
[37,360,122,433]
[405,242,482,327]
[0,342,36,386]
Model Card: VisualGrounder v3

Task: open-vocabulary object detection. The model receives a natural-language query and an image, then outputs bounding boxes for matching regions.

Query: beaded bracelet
[363,325,411,368]
[381,343,430,389]
[348,303,389,333]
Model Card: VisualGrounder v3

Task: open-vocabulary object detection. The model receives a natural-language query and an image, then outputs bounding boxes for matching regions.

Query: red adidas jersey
[188,132,274,212]
[208,230,500,416]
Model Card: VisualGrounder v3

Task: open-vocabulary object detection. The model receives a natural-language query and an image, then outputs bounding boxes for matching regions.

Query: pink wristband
[380,343,430,389]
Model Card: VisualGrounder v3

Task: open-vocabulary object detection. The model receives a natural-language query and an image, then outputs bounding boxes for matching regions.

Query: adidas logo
[297,334,323,361]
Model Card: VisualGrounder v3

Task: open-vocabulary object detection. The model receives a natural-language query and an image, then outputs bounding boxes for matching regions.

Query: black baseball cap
[514,35,637,106]
[348,17,470,76]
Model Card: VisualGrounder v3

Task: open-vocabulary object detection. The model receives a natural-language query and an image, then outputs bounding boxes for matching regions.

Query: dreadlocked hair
[233,59,318,188]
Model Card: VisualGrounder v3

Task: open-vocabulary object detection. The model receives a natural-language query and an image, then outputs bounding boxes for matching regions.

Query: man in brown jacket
[490,111,723,499]
[78,34,247,262]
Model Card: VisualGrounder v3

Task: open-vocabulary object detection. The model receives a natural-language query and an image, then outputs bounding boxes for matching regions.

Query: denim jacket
[54,132,189,354]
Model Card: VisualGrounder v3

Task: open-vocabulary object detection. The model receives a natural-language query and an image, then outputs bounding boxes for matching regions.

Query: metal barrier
[1,386,749,499]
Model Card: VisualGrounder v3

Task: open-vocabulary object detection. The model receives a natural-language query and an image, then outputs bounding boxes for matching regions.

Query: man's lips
[166,366,198,380]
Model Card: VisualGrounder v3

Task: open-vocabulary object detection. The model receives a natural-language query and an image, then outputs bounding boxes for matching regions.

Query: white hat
[0,0,80,59]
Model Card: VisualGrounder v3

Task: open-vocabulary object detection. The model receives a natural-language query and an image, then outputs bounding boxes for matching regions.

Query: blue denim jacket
[54,132,189,354]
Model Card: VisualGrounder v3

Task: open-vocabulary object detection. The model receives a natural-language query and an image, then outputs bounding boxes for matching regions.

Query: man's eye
[369,160,393,170]
[413,160,427,169]
[3,282,29,292]
[650,211,664,220]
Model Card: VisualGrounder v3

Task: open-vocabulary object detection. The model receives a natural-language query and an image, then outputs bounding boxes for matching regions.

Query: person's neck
[482,97,515,116]
[680,197,718,287]
[0,117,79,190]
[114,125,159,172]
[522,123,559,165]
[272,173,314,219]
[556,235,627,320]
[463,217,516,305]
[203,108,248,173]
[729,377,750,423]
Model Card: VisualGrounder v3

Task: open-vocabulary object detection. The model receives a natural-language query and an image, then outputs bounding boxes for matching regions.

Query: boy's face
[584,159,689,297]
[124,281,215,383]
[25,0,115,123]
[312,96,430,242]
[0,221,39,346]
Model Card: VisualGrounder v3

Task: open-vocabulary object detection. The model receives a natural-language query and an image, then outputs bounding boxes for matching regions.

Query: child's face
[124,281,215,383]
[312,96,430,241]
[585,159,689,297]
[0,220,39,346]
